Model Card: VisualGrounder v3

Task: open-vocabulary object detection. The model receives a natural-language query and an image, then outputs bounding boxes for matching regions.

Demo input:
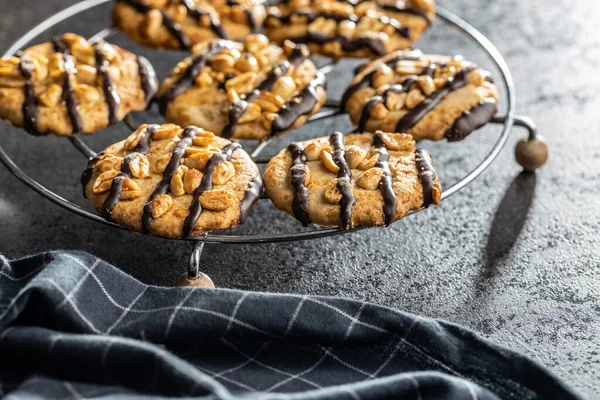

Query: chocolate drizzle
[340,51,422,110]
[293,33,388,57]
[378,2,432,26]
[330,131,356,230]
[142,126,198,234]
[271,72,326,135]
[356,96,383,133]
[415,148,437,208]
[221,45,310,139]
[395,68,473,132]
[222,99,251,139]
[81,152,105,197]
[182,0,227,39]
[136,56,158,105]
[246,10,258,31]
[277,0,432,26]
[157,42,225,114]
[373,132,397,226]
[239,175,263,224]
[134,124,161,154]
[287,142,311,226]
[445,98,498,142]
[182,142,242,237]
[94,43,121,126]
[269,11,410,38]
[356,75,418,132]
[117,0,191,49]
[99,125,163,220]
[19,55,39,135]
[226,0,258,31]
[269,9,411,55]
[101,153,139,220]
[421,63,437,77]
[381,76,417,104]
[53,37,83,133]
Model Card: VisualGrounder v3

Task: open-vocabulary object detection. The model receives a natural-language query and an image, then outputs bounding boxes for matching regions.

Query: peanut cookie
[263,131,441,229]
[342,49,499,141]
[113,0,266,50]
[264,0,435,59]
[156,35,327,141]
[0,33,157,136]
[82,123,262,238]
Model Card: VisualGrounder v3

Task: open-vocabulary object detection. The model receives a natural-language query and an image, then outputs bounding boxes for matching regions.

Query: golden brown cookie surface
[156,35,326,141]
[263,131,441,229]
[82,123,262,238]
[342,49,500,141]
[113,0,266,50]
[264,0,435,59]
[0,33,157,136]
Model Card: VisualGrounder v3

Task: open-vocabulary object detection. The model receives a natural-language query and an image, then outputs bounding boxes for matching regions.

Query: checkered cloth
[0,251,580,399]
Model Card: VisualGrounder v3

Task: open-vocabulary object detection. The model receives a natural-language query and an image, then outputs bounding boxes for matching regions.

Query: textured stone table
[0,0,598,397]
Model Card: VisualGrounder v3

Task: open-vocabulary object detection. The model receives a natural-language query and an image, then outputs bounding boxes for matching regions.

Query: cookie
[156,35,327,140]
[342,49,499,141]
[263,131,441,229]
[0,33,157,136]
[264,0,435,59]
[82,123,262,238]
[113,0,267,50]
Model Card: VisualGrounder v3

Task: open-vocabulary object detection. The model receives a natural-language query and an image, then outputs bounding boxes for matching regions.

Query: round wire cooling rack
[0,0,541,285]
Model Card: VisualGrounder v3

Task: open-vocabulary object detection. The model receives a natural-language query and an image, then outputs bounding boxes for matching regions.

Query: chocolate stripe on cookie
[99,125,162,218]
[330,131,356,230]
[445,98,498,142]
[53,37,83,133]
[222,44,310,139]
[357,96,383,133]
[287,142,311,226]
[258,44,309,92]
[293,33,387,57]
[158,42,226,114]
[81,152,105,198]
[142,126,199,234]
[381,76,417,105]
[239,175,263,224]
[222,100,250,140]
[137,55,158,105]
[117,0,191,49]
[101,152,140,220]
[341,51,423,109]
[227,0,259,30]
[134,124,161,154]
[183,142,242,237]
[94,43,121,126]
[355,64,440,132]
[271,72,326,135]
[181,0,227,39]
[395,68,474,132]
[414,148,437,208]
[268,12,410,38]
[19,55,39,135]
[373,132,397,226]
[378,3,432,26]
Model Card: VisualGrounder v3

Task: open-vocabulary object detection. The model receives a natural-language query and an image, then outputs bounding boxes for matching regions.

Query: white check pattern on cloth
[0,251,568,400]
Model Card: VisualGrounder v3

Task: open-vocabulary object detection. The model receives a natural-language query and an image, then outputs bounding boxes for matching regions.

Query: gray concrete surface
[0,0,598,397]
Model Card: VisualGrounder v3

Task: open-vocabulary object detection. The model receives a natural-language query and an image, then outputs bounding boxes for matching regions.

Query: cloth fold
[0,251,581,399]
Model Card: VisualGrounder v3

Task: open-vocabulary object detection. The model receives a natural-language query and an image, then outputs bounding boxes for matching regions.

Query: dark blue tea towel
[0,251,581,399]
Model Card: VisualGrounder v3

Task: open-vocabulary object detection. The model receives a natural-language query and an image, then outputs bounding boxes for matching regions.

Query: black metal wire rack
[0,0,540,285]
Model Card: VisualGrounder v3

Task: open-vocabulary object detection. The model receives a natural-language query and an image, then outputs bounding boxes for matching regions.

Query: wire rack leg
[513,115,548,172]
[175,241,215,288]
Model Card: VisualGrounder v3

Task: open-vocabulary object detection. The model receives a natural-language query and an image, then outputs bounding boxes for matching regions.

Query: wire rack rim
[0,2,516,244]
